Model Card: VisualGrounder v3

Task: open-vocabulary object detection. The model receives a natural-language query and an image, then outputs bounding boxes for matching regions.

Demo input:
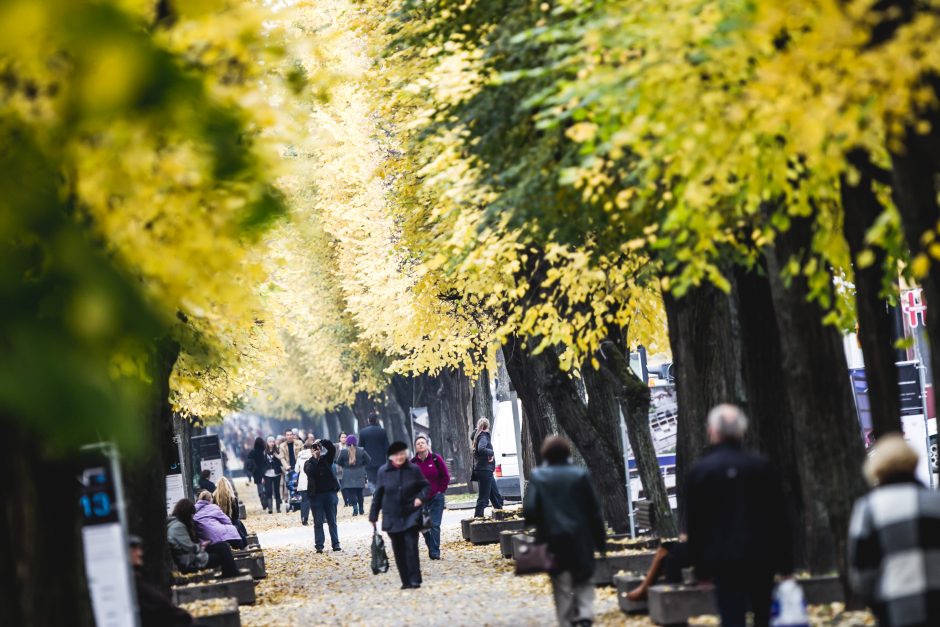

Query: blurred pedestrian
[472,418,503,517]
[524,436,605,627]
[263,438,284,514]
[279,429,302,502]
[359,414,390,490]
[412,434,450,559]
[338,432,349,506]
[197,469,216,494]
[686,404,793,627]
[338,435,371,516]
[370,441,430,589]
[129,535,193,627]
[849,433,940,627]
[246,437,267,508]
[295,442,315,525]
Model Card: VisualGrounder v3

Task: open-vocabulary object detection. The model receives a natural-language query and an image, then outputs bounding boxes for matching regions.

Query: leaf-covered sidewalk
[237,496,622,626]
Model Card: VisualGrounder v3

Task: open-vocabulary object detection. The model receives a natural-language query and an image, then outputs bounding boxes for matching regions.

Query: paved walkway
[237,494,623,627]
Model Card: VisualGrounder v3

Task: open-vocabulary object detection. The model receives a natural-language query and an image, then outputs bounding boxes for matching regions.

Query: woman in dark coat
[246,437,268,509]
[472,418,504,517]
[524,436,606,627]
[369,441,430,589]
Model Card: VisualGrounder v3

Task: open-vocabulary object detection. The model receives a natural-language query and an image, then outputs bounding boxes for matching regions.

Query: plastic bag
[770,579,810,627]
[371,530,390,575]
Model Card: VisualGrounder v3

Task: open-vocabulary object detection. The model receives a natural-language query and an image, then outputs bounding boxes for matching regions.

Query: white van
[491,400,519,478]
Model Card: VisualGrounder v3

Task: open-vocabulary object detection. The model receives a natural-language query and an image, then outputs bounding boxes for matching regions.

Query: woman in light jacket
[167,499,238,577]
[337,435,371,516]
[295,442,314,525]
[194,491,244,549]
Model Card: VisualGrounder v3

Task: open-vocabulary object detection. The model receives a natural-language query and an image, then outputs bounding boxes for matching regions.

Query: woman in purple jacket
[411,434,450,560]
[194,491,245,549]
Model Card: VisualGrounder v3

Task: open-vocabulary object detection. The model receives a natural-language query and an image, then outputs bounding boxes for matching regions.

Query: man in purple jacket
[411,434,450,559]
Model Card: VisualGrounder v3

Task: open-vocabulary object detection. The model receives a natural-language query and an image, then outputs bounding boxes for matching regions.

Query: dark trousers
[254,480,265,507]
[205,542,238,578]
[388,528,422,587]
[713,571,774,627]
[422,492,445,558]
[262,475,281,511]
[312,491,340,550]
[474,470,504,517]
[344,488,365,514]
[299,490,310,523]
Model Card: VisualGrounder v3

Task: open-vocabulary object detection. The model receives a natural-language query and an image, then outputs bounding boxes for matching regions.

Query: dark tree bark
[0,422,95,627]
[381,385,411,444]
[842,150,902,437]
[337,405,357,436]
[471,369,494,434]
[663,284,747,525]
[503,334,556,477]
[733,262,807,570]
[892,108,940,394]
[596,336,678,538]
[123,337,180,594]
[351,392,379,433]
[765,215,868,587]
[420,369,474,481]
[323,410,340,441]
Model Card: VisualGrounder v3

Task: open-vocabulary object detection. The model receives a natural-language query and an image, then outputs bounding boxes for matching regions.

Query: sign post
[191,434,224,491]
[79,444,139,627]
[509,390,526,501]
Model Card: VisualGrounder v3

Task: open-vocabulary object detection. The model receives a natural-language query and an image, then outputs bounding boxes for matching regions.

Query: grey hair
[707,404,748,440]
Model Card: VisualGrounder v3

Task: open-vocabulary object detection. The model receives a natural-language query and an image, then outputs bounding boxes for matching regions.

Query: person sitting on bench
[167,498,239,578]
[626,536,691,601]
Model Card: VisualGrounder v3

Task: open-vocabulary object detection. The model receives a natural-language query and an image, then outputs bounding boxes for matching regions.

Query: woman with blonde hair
[213,476,248,543]
[848,434,940,626]
[472,418,504,517]
[338,435,371,516]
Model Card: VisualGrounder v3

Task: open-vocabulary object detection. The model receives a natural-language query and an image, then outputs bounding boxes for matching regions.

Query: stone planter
[238,502,247,521]
[646,576,843,625]
[499,530,522,558]
[172,575,256,606]
[592,552,656,586]
[468,519,526,544]
[461,518,476,541]
[244,533,259,548]
[511,533,535,560]
[185,597,242,627]
[614,574,647,614]
[232,551,266,579]
[492,507,522,521]
[648,584,716,625]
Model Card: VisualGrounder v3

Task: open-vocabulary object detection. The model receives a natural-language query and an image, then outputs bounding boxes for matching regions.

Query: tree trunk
[733,262,808,570]
[337,405,357,436]
[351,392,380,433]
[842,151,902,437]
[892,109,940,394]
[765,215,868,588]
[597,336,678,538]
[122,337,180,594]
[381,385,411,444]
[0,422,95,627]
[503,334,556,476]
[471,369,494,434]
[663,284,747,526]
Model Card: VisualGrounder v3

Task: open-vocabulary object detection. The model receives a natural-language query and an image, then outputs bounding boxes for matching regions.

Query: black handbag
[419,504,434,531]
[514,541,556,576]
[371,530,390,574]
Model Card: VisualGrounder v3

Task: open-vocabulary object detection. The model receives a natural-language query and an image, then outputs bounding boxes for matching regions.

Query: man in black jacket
[686,404,793,627]
[358,415,390,489]
[304,439,341,553]
[523,436,606,627]
[370,441,430,589]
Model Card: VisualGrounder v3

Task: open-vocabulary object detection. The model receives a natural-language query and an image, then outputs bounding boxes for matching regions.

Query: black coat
[369,461,430,533]
[246,448,267,484]
[473,431,496,472]
[686,442,793,580]
[304,440,340,495]
[358,425,389,470]
[523,463,606,583]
